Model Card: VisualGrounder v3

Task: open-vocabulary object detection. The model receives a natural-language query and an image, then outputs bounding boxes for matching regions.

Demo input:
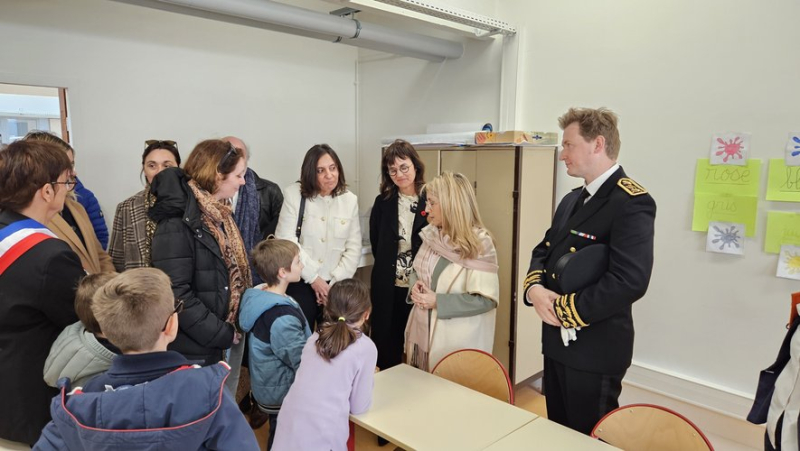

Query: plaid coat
[108,189,150,272]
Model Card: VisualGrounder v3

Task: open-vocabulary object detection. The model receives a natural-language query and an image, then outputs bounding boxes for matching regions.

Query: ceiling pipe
[152,0,464,61]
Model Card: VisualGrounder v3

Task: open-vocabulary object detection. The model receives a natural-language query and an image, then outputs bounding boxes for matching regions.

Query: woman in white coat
[405,172,499,371]
[275,144,361,327]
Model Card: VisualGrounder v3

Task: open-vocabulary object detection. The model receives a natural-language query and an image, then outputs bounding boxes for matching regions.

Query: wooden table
[483,418,620,450]
[351,364,538,451]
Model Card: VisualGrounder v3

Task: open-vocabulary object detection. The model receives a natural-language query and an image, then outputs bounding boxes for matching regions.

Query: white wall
[499,0,800,399]
[1,0,357,215]
[356,38,504,210]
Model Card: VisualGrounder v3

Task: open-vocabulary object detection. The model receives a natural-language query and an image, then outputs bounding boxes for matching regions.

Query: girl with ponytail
[273,279,378,451]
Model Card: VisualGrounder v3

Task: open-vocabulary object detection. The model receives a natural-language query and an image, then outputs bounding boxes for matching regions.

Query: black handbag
[748,316,800,424]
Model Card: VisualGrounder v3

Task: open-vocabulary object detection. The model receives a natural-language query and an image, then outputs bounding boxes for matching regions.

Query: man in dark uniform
[524,107,656,435]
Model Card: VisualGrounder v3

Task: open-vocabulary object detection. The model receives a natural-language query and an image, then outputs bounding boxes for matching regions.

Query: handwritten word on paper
[767,159,800,202]
[692,193,757,237]
[765,211,800,253]
[695,159,761,197]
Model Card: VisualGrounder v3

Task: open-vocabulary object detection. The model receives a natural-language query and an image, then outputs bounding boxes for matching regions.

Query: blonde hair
[91,268,174,353]
[252,239,299,287]
[558,107,621,160]
[75,272,119,334]
[422,172,490,260]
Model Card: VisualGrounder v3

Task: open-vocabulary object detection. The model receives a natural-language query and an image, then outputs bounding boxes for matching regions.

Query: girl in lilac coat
[273,279,377,451]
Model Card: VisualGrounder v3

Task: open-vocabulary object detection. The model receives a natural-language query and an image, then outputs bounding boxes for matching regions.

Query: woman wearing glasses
[149,139,251,368]
[0,140,85,445]
[22,131,114,274]
[274,144,361,328]
[369,139,428,370]
[108,140,181,272]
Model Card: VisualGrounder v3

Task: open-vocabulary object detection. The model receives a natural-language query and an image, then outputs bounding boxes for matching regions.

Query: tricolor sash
[0,218,58,275]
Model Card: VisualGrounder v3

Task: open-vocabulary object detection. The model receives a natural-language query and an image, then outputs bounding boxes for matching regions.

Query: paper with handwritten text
[767,159,800,202]
[694,159,761,196]
[692,193,757,237]
[765,211,800,253]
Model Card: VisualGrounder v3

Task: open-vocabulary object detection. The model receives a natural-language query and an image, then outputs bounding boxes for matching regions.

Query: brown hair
[183,139,243,194]
[91,268,174,353]
[315,279,371,361]
[23,130,74,154]
[0,140,72,212]
[299,144,346,198]
[379,139,426,199]
[252,239,299,287]
[558,107,621,160]
[75,272,119,334]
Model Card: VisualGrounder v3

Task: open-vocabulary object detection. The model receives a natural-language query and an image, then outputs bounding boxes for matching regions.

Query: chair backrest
[431,349,514,404]
[591,404,714,451]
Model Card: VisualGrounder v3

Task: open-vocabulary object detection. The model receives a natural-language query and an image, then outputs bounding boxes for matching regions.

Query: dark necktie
[570,188,590,217]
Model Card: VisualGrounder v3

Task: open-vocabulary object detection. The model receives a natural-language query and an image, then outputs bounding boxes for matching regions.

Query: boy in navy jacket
[35,268,258,451]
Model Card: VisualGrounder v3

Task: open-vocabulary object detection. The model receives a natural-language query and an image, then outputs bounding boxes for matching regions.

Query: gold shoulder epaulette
[617,178,647,196]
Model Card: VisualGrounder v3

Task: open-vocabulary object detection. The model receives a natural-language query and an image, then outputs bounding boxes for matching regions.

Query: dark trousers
[374,286,412,370]
[286,281,322,329]
[543,356,625,435]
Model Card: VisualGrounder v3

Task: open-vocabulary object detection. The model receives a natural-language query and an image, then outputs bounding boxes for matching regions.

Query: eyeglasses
[388,164,412,177]
[162,298,185,331]
[145,140,178,150]
[218,143,238,170]
[50,176,77,192]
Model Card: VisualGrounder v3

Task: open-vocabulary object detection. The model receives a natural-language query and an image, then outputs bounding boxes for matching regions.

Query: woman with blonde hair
[405,171,500,371]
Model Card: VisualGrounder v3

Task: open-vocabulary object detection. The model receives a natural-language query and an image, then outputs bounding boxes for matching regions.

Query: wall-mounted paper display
[767,159,800,202]
[710,132,750,165]
[777,245,800,280]
[765,211,800,253]
[786,133,800,166]
[694,158,760,196]
[692,193,757,237]
[706,222,744,255]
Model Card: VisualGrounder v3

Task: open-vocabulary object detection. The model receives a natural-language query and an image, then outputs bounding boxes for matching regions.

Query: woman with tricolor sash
[0,140,86,446]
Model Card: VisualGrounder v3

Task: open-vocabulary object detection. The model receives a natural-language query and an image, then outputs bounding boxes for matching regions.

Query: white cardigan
[275,182,361,285]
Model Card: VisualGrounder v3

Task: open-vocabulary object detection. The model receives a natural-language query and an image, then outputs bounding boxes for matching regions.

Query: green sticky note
[767,159,800,202]
[692,193,757,236]
[694,159,761,196]
[765,211,800,253]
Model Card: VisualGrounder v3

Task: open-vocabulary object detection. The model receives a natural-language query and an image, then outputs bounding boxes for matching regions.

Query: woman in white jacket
[275,144,361,327]
[405,172,499,371]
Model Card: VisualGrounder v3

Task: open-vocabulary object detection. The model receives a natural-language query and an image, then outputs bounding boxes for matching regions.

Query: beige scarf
[188,180,252,326]
[406,225,498,371]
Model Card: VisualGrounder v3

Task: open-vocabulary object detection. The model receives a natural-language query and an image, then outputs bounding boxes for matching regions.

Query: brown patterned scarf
[144,186,156,266]
[188,180,252,327]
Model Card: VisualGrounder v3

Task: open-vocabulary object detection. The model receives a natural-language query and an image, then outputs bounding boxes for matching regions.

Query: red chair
[591,403,714,450]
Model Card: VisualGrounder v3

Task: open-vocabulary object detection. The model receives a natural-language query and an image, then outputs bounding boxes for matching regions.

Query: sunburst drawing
[777,245,800,280]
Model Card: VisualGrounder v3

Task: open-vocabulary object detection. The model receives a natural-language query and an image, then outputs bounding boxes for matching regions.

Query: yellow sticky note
[694,159,761,196]
[692,193,757,237]
[767,159,800,202]
[765,211,800,253]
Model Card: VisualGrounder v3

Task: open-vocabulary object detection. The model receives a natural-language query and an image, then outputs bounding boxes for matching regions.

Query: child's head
[315,278,372,361]
[252,239,303,286]
[91,268,177,353]
[74,272,119,334]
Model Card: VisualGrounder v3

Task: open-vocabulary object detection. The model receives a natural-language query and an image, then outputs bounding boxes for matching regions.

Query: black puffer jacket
[253,169,283,239]
[149,168,234,366]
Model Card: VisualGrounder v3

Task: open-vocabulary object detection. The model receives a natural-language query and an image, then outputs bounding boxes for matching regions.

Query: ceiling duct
[142,0,464,61]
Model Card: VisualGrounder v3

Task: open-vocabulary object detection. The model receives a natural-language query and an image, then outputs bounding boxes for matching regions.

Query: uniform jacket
[47,198,115,274]
[0,210,84,444]
[524,167,656,374]
[74,178,109,250]
[108,189,150,272]
[43,322,117,389]
[239,288,311,407]
[253,169,283,238]
[274,182,361,285]
[368,192,427,359]
[34,352,259,451]
[149,168,235,366]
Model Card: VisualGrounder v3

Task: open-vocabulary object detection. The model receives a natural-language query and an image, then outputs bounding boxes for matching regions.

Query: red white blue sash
[0,219,58,275]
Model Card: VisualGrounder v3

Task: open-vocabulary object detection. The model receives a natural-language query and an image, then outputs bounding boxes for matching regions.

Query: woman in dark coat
[149,140,251,369]
[0,140,85,445]
[369,139,428,370]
